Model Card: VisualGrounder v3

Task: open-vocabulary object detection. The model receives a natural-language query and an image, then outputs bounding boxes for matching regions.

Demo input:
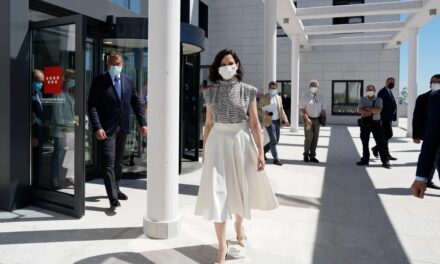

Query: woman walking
[195,49,278,263]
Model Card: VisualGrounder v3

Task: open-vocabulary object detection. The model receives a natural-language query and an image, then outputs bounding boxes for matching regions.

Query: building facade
[202,0,400,125]
[0,0,205,216]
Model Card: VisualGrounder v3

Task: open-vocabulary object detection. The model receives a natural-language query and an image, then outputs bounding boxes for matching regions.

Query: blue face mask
[33,81,43,91]
[66,79,75,89]
[109,65,123,77]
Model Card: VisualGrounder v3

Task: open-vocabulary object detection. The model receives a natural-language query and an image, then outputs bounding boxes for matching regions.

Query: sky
[400,15,440,95]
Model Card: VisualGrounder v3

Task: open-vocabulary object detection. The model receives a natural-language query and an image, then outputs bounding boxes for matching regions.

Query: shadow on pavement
[276,194,320,209]
[376,188,440,198]
[0,227,143,245]
[312,126,410,263]
[74,244,232,264]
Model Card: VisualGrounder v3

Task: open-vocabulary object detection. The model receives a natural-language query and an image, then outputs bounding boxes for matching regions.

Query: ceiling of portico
[276,0,440,50]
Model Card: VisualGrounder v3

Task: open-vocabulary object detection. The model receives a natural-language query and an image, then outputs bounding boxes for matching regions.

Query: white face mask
[310,86,318,94]
[218,65,237,80]
[269,89,278,96]
[366,91,375,97]
[431,83,440,92]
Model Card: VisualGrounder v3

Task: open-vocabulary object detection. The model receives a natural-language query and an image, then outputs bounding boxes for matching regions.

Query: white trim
[296,1,423,20]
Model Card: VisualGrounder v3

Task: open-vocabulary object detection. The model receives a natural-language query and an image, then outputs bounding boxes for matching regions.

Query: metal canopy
[277,0,440,49]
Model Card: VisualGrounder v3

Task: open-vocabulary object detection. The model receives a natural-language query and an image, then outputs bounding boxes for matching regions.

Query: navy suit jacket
[377,87,397,122]
[415,90,440,179]
[412,91,431,140]
[88,72,147,136]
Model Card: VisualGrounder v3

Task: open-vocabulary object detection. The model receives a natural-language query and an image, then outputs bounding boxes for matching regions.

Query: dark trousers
[427,149,440,184]
[264,120,281,160]
[51,136,67,183]
[304,118,320,158]
[361,121,389,163]
[374,120,393,155]
[97,127,127,201]
[285,109,291,123]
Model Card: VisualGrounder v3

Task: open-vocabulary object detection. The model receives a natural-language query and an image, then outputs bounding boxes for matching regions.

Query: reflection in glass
[85,42,94,166]
[102,40,148,170]
[31,24,76,194]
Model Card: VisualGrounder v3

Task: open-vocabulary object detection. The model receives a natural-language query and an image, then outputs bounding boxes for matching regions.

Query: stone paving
[1,120,440,264]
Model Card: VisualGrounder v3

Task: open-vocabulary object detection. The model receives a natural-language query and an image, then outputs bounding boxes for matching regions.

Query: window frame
[331,80,364,116]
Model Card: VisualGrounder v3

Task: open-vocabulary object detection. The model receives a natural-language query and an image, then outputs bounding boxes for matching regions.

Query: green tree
[400,86,408,105]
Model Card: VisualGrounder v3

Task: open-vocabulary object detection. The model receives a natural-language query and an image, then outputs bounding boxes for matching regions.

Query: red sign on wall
[44,66,62,94]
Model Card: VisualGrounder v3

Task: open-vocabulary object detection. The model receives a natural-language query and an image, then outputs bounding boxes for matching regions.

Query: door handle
[74,115,80,126]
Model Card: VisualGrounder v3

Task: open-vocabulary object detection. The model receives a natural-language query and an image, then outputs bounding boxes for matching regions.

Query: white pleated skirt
[194,122,278,222]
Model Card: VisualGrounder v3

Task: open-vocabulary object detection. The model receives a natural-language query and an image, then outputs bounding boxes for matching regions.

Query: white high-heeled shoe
[235,222,248,247]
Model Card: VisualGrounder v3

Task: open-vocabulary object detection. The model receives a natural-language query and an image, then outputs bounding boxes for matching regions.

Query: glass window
[333,0,365,25]
[31,24,76,193]
[181,0,190,23]
[111,0,144,14]
[332,80,363,115]
[199,1,209,38]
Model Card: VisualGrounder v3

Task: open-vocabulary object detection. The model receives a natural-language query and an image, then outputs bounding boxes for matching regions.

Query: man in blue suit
[412,88,440,198]
[412,74,440,189]
[372,77,398,161]
[88,52,148,210]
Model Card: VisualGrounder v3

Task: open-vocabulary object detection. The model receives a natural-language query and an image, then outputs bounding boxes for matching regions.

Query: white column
[290,34,300,132]
[190,0,199,26]
[264,0,277,92]
[144,0,180,239]
[407,28,418,138]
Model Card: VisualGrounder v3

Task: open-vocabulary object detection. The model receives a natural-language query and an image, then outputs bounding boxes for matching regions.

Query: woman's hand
[257,153,265,171]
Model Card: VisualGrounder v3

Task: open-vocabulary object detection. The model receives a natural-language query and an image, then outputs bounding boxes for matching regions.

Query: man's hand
[411,180,427,199]
[413,138,421,144]
[140,126,148,137]
[95,129,107,140]
[284,121,290,127]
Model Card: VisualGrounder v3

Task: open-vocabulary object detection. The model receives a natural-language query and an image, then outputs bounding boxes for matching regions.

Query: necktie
[114,76,121,99]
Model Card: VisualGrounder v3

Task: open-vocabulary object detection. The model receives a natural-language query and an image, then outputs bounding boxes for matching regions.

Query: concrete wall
[201,0,401,125]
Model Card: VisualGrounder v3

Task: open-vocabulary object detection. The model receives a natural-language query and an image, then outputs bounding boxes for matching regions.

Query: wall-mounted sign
[44,66,62,94]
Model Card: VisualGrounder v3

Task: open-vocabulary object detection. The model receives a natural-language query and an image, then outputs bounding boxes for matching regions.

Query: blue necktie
[114,76,121,99]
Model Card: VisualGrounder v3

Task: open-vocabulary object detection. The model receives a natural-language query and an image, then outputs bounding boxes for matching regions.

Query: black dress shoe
[356,160,369,166]
[382,162,391,169]
[310,157,320,163]
[117,191,128,200]
[388,155,397,161]
[427,182,440,189]
[110,200,121,210]
[273,159,283,166]
[371,147,379,158]
[304,156,309,162]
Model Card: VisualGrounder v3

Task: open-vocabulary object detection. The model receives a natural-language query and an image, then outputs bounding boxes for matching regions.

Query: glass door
[30,15,85,218]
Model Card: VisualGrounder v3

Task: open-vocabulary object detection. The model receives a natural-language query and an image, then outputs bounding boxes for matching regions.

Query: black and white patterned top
[203,77,258,123]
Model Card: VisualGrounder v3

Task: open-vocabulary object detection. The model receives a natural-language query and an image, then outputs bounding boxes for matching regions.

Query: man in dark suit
[372,77,398,161]
[88,52,148,210]
[411,89,440,198]
[412,74,440,189]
